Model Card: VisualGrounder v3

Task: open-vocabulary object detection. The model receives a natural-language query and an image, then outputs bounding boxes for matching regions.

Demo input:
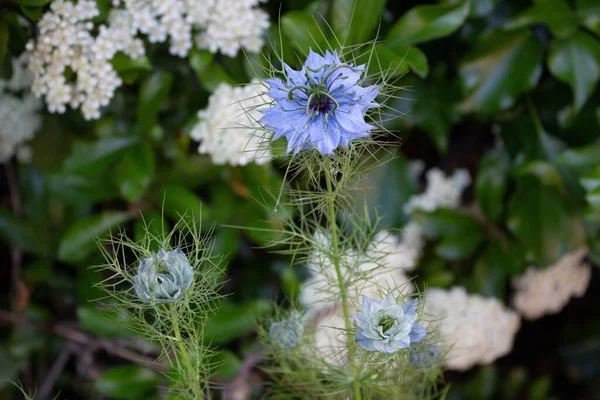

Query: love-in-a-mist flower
[133,248,193,303]
[269,310,304,349]
[353,294,427,354]
[260,49,379,155]
[409,345,442,368]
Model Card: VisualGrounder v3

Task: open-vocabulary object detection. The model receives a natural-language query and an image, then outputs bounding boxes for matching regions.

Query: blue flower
[260,49,379,155]
[133,248,193,304]
[409,345,442,368]
[269,310,305,349]
[352,294,428,354]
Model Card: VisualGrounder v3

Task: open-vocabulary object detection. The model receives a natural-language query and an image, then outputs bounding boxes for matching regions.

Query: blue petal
[336,105,376,134]
[265,78,289,101]
[409,323,428,344]
[284,63,307,86]
[356,330,377,351]
[402,299,418,319]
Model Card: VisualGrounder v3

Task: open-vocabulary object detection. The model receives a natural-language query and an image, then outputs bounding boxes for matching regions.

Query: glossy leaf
[548,31,600,115]
[0,207,52,256]
[507,173,585,266]
[435,232,485,261]
[63,137,138,175]
[189,49,236,92]
[137,72,173,134]
[0,18,8,63]
[387,1,469,48]
[476,148,510,221]
[471,243,508,298]
[115,144,155,202]
[458,30,542,113]
[508,0,578,39]
[576,0,600,34]
[95,366,159,399]
[412,208,483,238]
[157,184,209,223]
[282,11,329,54]
[77,306,133,338]
[331,0,386,45]
[58,211,130,263]
[203,299,272,345]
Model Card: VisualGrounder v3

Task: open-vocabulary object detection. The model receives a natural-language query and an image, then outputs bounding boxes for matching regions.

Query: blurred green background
[1,0,599,398]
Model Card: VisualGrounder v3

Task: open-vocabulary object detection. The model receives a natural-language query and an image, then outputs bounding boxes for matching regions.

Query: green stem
[169,304,202,399]
[323,160,362,400]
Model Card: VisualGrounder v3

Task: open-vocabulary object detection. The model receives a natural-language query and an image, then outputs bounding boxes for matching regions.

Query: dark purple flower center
[308,91,334,115]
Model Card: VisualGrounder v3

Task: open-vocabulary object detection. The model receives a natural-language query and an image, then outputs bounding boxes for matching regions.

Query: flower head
[133,248,193,303]
[269,310,305,349]
[409,345,442,368]
[353,294,427,354]
[260,49,379,155]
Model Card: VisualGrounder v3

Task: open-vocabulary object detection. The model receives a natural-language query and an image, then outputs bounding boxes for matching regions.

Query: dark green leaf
[134,210,165,252]
[576,0,600,34]
[556,144,600,175]
[471,0,499,17]
[386,1,469,48]
[189,49,236,92]
[111,52,151,72]
[349,152,419,229]
[157,184,209,223]
[16,0,52,7]
[203,299,272,345]
[212,351,242,379]
[548,31,600,115]
[63,137,138,175]
[476,148,509,221]
[387,45,429,78]
[77,306,133,338]
[115,144,155,202]
[58,211,130,263]
[458,30,542,113]
[435,231,485,260]
[281,11,329,54]
[412,208,483,237]
[517,160,565,190]
[95,366,159,399]
[137,72,173,134]
[507,174,585,266]
[0,207,52,256]
[471,243,508,298]
[507,0,578,39]
[48,173,117,203]
[331,0,386,45]
[0,18,8,63]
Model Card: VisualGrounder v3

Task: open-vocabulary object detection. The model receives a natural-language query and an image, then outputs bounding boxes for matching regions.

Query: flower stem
[323,160,362,400]
[169,303,202,399]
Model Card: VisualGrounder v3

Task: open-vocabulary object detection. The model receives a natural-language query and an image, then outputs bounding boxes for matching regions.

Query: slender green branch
[323,159,362,400]
[169,304,202,399]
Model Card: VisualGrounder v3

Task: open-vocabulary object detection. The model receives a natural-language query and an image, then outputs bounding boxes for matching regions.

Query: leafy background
[1,0,600,398]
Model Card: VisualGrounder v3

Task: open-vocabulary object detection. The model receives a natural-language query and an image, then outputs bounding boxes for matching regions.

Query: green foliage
[1,0,600,399]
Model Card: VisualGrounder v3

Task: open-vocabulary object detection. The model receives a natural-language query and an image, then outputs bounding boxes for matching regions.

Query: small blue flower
[409,346,442,368]
[133,248,193,304]
[353,294,428,354]
[260,49,379,155]
[269,310,305,349]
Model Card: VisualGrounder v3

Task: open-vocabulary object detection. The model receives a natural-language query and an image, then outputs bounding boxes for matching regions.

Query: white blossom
[27,0,140,120]
[190,81,271,166]
[424,286,521,371]
[512,248,591,320]
[1,55,42,163]
[313,308,348,367]
[404,168,471,214]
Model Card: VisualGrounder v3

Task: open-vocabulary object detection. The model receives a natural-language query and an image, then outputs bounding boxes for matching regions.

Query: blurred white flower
[424,286,521,371]
[404,168,471,214]
[512,248,591,320]
[313,308,348,367]
[190,80,271,166]
[0,54,42,163]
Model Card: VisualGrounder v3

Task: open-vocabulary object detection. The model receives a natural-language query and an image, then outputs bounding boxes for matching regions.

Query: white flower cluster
[0,54,42,163]
[424,286,521,371]
[27,0,142,120]
[28,0,269,119]
[299,230,416,314]
[193,0,270,57]
[190,81,271,165]
[512,248,591,320]
[404,168,471,214]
